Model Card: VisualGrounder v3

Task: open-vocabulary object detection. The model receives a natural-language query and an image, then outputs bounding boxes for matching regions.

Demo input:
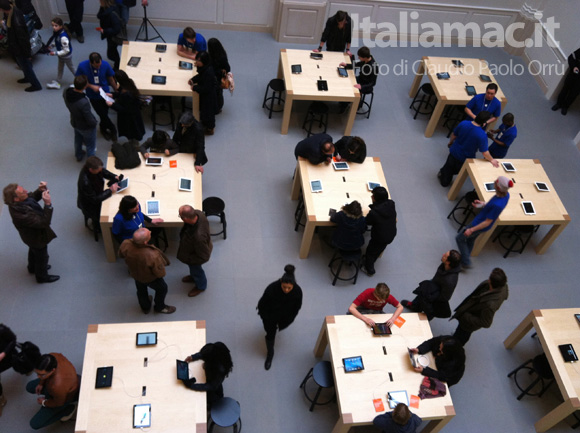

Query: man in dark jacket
[77,156,119,231]
[64,75,98,161]
[294,133,335,165]
[362,186,396,276]
[552,47,580,115]
[402,250,461,320]
[410,335,465,387]
[3,182,59,283]
[177,205,213,297]
[0,0,42,92]
[172,111,207,173]
[451,267,509,345]
[334,136,366,163]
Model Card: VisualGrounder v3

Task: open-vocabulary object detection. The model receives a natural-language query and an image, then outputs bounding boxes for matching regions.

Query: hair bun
[284,264,295,274]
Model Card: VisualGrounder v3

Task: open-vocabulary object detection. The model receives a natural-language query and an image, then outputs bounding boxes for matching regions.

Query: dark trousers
[89,98,117,138]
[216,87,224,112]
[557,71,580,109]
[453,324,472,345]
[15,56,41,90]
[262,319,278,341]
[135,278,168,312]
[27,246,49,281]
[106,38,120,71]
[364,238,388,273]
[26,379,76,430]
[65,0,84,37]
[439,153,464,187]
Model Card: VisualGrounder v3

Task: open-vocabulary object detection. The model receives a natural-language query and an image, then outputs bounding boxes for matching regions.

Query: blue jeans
[188,264,207,291]
[16,56,42,90]
[74,128,96,159]
[455,229,481,266]
[26,378,76,430]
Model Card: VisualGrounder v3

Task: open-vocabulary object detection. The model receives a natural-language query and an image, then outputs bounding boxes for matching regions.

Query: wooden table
[447,158,570,256]
[314,314,455,433]
[504,309,580,432]
[120,41,199,119]
[290,156,387,259]
[100,152,202,262]
[409,56,507,137]
[277,49,360,135]
[75,321,206,433]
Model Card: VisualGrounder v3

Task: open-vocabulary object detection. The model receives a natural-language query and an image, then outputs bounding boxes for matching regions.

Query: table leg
[503,311,535,349]
[425,99,446,138]
[313,318,328,358]
[331,417,351,433]
[281,92,293,135]
[470,224,495,256]
[100,220,116,263]
[192,91,200,124]
[299,219,316,259]
[420,416,455,433]
[344,95,359,136]
[534,218,570,254]
[409,59,425,98]
[535,398,580,432]
[291,161,301,200]
[447,161,469,201]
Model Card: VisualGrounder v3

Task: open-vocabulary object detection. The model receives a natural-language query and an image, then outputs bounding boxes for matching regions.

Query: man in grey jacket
[63,75,97,161]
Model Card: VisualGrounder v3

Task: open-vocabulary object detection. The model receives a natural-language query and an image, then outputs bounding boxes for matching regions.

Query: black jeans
[557,71,580,109]
[453,324,472,345]
[28,246,49,281]
[262,319,278,341]
[65,0,84,37]
[89,98,117,138]
[135,278,168,312]
[439,153,464,187]
[364,238,388,273]
[106,38,120,71]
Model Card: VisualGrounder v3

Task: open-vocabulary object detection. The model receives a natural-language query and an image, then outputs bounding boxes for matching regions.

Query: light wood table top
[314,314,454,433]
[409,56,507,137]
[290,157,388,259]
[75,321,206,433]
[100,152,202,262]
[504,309,580,432]
[447,158,570,256]
[277,49,360,135]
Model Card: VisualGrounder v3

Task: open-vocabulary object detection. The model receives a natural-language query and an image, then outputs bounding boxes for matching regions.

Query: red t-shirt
[353,288,399,311]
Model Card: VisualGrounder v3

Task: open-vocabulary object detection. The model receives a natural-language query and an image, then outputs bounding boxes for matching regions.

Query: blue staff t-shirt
[466,93,502,119]
[75,59,115,99]
[177,32,207,53]
[470,193,510,232]
[489,124,517,159]
[450,120,489,162]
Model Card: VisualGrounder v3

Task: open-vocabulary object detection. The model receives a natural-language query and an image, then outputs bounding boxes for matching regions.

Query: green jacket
[451,280,509,332]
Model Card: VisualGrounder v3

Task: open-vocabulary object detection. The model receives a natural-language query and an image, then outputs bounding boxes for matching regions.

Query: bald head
[179,205,198,224]
[133,228,151,244]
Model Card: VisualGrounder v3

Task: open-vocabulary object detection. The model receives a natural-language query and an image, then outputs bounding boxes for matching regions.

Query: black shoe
[142,295,153,314]
[264,355,273,370]
[28,265,51,274]
[562,107,568,115]
[37,275,60,283]
[551,104,560,111]
[77,35,85,44]
[76,150,86,162]
[17,78,30,84]
[360,264,375,276]
[25,86,42,92]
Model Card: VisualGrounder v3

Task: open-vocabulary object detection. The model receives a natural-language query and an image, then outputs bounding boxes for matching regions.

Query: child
[46,17,75,89]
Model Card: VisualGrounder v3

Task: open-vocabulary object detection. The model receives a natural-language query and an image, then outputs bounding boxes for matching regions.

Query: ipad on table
[116,177,129,193]
[332,161,349,170]
[342,356,364,372]
[465,85,476,96]
[436,72,450,79]
[368,182,381,191]
[179,177,192,192]
[310,180,323,193]
[146,157,163,166]
[521,201,535,216]
[310,52,323,59]
[95,366,113,388]
[372,322,392,335]
[337,67,348,77]
[291,64,302,74]
[151,75,167,85]
[501,162,516,172]
[136,332,157,346]
[127,56,141,67]
[178,61,193,70]
[176,360,189,380]
[146,200,160,216]
[155,44,166,52]
[535,182,549,192]
[559,344,578,362]
[479,74,492,82]
[484,182,495,192]
[133,404,151,428]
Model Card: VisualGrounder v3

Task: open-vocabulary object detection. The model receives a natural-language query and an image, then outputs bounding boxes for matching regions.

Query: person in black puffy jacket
[362,186,396,276]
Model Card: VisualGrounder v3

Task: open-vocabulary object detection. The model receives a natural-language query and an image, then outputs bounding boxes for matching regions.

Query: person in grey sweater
[63,75,98,161]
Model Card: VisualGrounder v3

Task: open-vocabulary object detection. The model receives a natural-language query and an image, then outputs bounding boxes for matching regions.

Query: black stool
[507,353,555,400]
[447,190,479,233]
[302,102,329,137]
[209,397,242,433]
[83,214,100,242]
[493,225,539,258]
[443,105,466,138]
[299,361,335,412]
[203,197,227,239]
[409,83,436,119]
[357,89,374,119]
[328,248,362,286]
[151,96,175,131]
[262,78,285,119]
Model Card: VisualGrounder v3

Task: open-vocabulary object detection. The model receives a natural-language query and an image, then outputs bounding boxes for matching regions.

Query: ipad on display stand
[146,200,160,216]
[179,177,192,192]
[310,180,323,193]
[146,157,163,166]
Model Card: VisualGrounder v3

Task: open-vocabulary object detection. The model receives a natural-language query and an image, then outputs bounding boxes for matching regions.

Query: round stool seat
[313,361,334,388]
[338,249,362,262]
[203,197,225,214]
[420,83,435,95]
[309,101,329,114]
[268,78,285,93]
[532,354,554,379]
[210,397,241,428]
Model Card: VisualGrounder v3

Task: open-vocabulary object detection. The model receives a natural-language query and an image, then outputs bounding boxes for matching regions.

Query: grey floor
[0,21,579,433]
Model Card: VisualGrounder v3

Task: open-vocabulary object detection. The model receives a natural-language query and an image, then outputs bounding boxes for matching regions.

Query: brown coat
[8,189,57,249]
[119,240,170,284]
[42,353,79,408]
[177,210,213,265]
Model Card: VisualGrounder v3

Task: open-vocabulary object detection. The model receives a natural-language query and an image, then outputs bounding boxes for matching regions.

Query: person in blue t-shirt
[455,176,513,268]
[438,111,499,187]
[465,83,502,127]
[177,27,207,60]
[487,113,517,159]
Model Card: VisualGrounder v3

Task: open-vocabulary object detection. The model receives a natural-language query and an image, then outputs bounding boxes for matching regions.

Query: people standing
[0,324,17,417]
[177,205,213,297]
[257,265,303,370]
[63,75,98,161]
[97,0,122,71]
[487,113,517,159]
[64,0,85,43]
[552,47,580,115]
[107,70,145,140]
[3,182,59,283]
[119,228,176,314]
[464,83,502,126]
[315,10,352,55]
[207,38,231,113]
[46,17,75,90]
[190,51,217,135]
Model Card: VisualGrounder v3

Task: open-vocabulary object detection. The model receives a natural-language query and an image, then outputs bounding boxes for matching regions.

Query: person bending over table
[409,336,465,387]
[373,403,422,433]
[348,283,403,327]
[139,130,179,159]
[177,26,207,60]
[314,10,352,56]
[487,113,517,159]
[464,83,501,126]
[294,133,335,165]
[112,195,163,243]
[182,342,233,406]
[172,111,207,173]
[333,136,366,163]
[330,201,366,251]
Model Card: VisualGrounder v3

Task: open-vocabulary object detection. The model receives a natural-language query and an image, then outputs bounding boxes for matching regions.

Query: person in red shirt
[348,283,403,327]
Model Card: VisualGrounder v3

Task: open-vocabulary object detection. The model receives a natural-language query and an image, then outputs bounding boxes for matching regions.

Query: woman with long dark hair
[112,195,163,243]
[257,265,303,370]
[107,70,145,140]
[330,200,366,251]
[207,38,231,113]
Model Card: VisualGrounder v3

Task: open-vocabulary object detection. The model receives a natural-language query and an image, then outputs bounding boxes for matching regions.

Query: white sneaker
[46,80,61,89]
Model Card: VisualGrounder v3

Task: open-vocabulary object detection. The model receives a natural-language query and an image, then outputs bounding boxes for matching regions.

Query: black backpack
[112,139,142,169]
[11,341,41,374]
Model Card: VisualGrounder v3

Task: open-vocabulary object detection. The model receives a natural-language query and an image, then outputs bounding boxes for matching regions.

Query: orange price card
[169,160,177,168]
[373,398,385,412]
[409,394,420,409]
[393,316,406,328]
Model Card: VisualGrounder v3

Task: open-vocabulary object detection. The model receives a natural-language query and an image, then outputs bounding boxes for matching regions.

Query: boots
[264,337,275,370]
[0,394,6,417]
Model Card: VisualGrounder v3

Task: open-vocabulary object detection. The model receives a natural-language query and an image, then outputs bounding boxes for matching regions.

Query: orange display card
[169,160,177,168]
[393,316,406,328]
[410,394,420,409]
[373,398,385,412]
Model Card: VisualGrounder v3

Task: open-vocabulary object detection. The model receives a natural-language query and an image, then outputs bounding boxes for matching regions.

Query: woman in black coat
[182,342,233,406]
[207,38,231,113]
[190,51,217,135]
[257,265,303,370]
[0,324,17,415]
[97,0,122,71]
[108,70,145,140]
